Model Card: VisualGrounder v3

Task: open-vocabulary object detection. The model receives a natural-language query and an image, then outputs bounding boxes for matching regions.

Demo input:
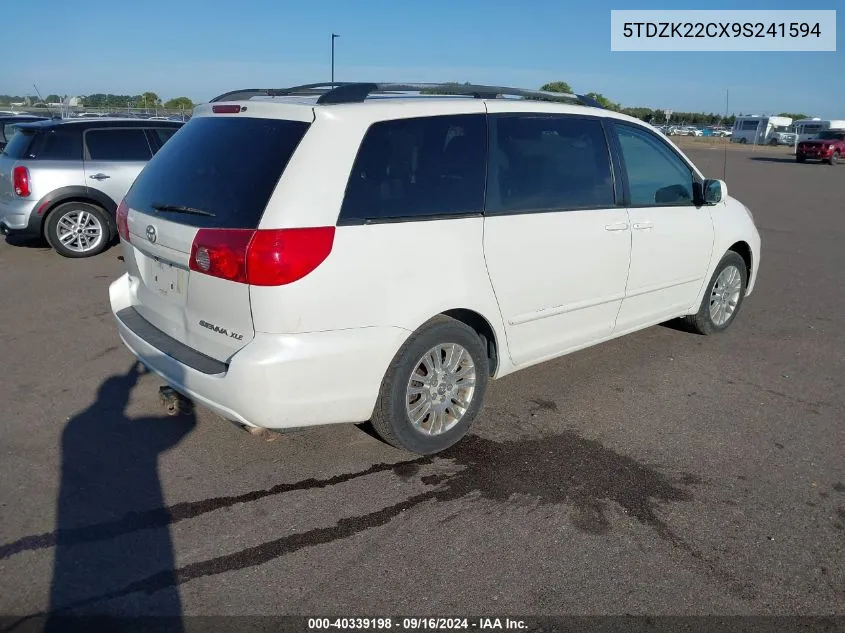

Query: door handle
[604,222,629,231]
[632,221,653,230]
[89,173,110,181]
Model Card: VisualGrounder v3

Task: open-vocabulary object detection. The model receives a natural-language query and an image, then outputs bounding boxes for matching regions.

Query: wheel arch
[413,308,502,378]
[728,240,753,279]
[31,187,118,238]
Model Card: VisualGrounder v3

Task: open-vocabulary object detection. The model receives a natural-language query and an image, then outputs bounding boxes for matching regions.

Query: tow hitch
[158,385,193,416]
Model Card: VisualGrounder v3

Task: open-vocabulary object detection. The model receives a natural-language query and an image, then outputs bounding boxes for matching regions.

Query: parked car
[0,115,48,152]
[769,131,797,146]
[0,118,182,256]
[109,82,761,455]
[796,129,845,164]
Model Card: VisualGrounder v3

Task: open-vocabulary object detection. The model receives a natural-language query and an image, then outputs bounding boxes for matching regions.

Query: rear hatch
[121,112,311,363]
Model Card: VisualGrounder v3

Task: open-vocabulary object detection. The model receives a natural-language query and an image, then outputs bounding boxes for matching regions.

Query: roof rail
[209,82,605,109]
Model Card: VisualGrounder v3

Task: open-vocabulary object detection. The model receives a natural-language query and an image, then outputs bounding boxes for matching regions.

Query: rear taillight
[116,199,130,242]
[189,227,335,286]
[13,166,30,197]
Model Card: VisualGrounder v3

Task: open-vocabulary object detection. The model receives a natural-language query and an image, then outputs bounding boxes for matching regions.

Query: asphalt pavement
[0,145,842,624]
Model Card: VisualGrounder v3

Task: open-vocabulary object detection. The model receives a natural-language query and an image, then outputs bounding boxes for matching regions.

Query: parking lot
[0,143,842,620]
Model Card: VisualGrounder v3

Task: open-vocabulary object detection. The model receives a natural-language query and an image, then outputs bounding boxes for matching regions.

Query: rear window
[2,129,34,158]
[125,117,309,229]
[25,128,84,160]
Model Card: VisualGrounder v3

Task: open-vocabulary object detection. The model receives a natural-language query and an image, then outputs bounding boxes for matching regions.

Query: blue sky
[3,0,842,117]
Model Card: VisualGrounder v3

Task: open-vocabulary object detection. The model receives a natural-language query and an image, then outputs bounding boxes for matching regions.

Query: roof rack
[209,82,605,109]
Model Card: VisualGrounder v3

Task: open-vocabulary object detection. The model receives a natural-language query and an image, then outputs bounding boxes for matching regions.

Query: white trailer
[793,118,845,142]
[730,115,793,144]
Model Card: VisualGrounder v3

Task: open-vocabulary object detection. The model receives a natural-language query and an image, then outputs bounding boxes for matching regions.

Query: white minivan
[109,82,762,455]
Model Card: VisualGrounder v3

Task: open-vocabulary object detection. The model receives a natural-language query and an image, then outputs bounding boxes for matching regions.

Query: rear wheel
[796,155,806,163]
[739,138,747,144]
[45,202,111,258]
[683,251,748,335]
[370,316,489,454]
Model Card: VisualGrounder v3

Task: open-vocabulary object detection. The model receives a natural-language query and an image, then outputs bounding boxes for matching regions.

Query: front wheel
[45,202,111,258]
[796,155,806,163]
[829,151,839,165]
[370,316,489,454]
[683,251,748,335]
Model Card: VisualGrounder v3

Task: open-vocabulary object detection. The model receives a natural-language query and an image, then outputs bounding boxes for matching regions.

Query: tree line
[0,92,194,109]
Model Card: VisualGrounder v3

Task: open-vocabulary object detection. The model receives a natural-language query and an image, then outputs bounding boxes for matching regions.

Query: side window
[85,128,152,161]
[32,128,83,160]
[613,123,695,206]
[147,127,178,154]
[339,114,486,223]
[486,114,615,213]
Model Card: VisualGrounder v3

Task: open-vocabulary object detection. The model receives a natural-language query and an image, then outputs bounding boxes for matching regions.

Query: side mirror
[702,179,727,205]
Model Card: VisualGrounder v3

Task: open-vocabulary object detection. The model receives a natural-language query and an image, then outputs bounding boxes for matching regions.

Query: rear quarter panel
[249,102,512,374]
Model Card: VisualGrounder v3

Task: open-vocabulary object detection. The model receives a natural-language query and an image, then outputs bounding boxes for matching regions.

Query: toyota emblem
[146,225,157,243]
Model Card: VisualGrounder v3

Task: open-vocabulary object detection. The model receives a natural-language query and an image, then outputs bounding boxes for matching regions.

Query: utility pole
[331,33,340,86]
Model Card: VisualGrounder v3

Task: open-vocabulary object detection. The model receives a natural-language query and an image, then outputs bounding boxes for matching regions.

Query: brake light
[212,105,242,114]
[189,227,335,286]
[13,166,30,197]
[116,199,130,242]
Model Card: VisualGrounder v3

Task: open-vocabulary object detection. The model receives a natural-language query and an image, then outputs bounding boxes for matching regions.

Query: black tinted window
[86,128,152,161]
[613,122,694,206]
[2,130,35,158]
[148,127,179,153]
[487,115,614,213]
[339,114,486,223]
[31,128,83,160]
[125,117,309,229]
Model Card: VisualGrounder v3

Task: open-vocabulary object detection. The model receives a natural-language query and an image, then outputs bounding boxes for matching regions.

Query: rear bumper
[109,273,410,430]
[0,197,39,236]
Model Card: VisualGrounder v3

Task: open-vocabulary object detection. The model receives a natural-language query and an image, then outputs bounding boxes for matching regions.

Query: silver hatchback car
[0,118,182,257]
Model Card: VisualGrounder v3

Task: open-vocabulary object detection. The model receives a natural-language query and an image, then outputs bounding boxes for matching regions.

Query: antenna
[32,83,55,118]
[723,88,729,181]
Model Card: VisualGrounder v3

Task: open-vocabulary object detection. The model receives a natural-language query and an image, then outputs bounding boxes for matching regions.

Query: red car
[796,129,845,164]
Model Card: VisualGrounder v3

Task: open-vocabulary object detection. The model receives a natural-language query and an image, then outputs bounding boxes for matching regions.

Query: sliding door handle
[632,221,653,230]
[604,222,629,231]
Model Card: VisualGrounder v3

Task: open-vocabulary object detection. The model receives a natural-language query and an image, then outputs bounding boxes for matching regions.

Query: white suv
[109,82,761,455]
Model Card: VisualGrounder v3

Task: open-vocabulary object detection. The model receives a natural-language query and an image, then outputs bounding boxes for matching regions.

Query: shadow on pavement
[42,361,196,632]
[747,156,803,164]
[3,234,51,250]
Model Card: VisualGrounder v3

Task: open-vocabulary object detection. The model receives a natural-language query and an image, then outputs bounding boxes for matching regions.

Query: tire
[45,202,111,258]
[370,315,490,454]
[829,151,839,165]
[796,155,805,163]
[683,251,748,336]
[739,138,747,144]
[769,138,778,146]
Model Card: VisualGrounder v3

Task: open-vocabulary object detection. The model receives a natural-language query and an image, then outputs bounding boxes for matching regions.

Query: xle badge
[199,320,244,341]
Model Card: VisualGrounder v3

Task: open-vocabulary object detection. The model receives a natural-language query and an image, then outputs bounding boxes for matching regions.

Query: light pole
[331,33,340,86]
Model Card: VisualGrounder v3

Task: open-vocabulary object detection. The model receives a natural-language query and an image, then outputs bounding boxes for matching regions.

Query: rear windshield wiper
[151,203,216,218]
